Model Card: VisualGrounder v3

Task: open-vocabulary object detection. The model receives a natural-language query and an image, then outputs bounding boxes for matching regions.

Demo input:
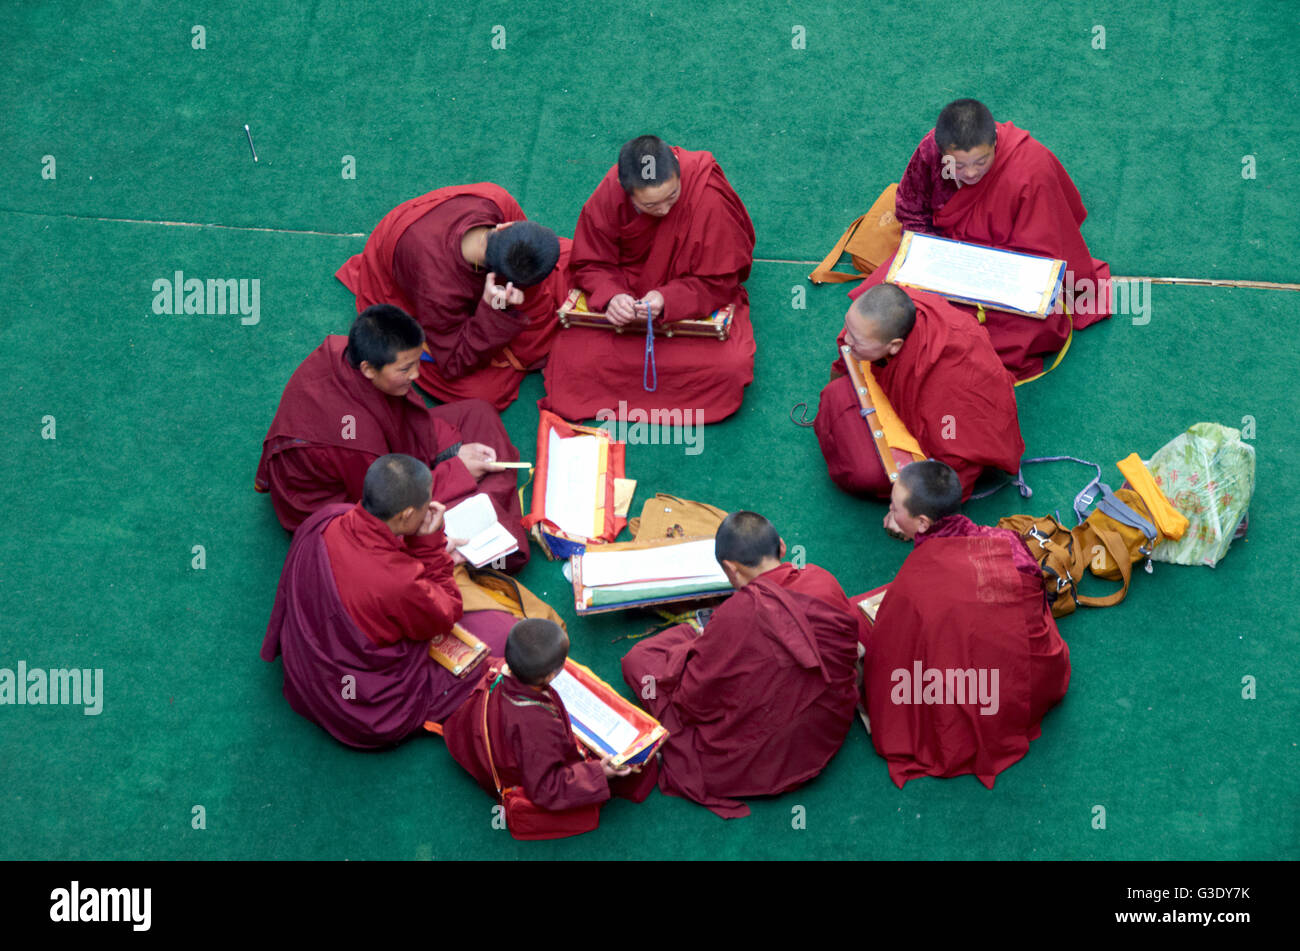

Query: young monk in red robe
[541,136,756,424]
[620,511,862,818]
[255,305,529,570]
[852,99,1110,381]
[261,454,511,749]
[443,618,656,837]
[863,460,1071,788]
[815,284,1024,502]
[336,183,570,411]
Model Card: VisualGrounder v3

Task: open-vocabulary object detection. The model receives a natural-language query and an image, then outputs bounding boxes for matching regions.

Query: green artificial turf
[1,0,1296,860]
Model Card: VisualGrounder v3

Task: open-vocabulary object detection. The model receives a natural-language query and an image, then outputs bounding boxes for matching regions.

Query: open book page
[444,493,517,567]
[444,493,496,540]
[580,539,727,588]
[892,233,1058,315]
[549,669,639,755]
[544,429,602,538]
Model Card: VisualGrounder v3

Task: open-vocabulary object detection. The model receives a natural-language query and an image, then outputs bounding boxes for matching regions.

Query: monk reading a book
[541,135,757,424]
[255,305,529,570]
[444,618,656,837]
[620,511,862,818]
[336,183,569,410]
[863,460,1071,788]
[848,99,1111,380]
[261,454,509,749]
[815,284,1024,502]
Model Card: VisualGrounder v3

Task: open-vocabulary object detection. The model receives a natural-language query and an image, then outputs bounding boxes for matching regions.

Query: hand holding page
[443,494,518,568]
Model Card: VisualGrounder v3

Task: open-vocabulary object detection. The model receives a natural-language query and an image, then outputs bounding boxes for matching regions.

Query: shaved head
[505,618,569,685]
[851,284,916,344]
[361,454,431,521]
[935,99,997,154]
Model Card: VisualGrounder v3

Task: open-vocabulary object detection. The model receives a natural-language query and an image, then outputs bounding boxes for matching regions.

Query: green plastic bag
[1146,423,1255,567]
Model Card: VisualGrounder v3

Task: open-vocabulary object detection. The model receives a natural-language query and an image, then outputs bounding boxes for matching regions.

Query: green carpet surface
[1,0,1296,860]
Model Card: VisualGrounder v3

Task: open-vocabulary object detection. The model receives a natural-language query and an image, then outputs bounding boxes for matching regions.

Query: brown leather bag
[998,481,1163,617]
[997,513,1136,617]
[627,493,728,542]
[808,184,903,284]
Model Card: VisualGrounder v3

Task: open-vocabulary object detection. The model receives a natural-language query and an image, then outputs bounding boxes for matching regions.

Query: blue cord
[642,301,657,392]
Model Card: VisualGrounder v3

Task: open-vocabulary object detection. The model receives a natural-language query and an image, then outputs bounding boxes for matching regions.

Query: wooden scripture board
[841,346,924,484]
[557,289,734,339]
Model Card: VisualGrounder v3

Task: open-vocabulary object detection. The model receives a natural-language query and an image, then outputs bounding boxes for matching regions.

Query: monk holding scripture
[336,183,569,410]
[862,460,1071,787]
[261,454,507,749]
[443,618,656,838]
[621,511,861,817]
[850,99,1110,380]
[255,305,529,569]
[542,135,756,424]
[815,283,1024,502]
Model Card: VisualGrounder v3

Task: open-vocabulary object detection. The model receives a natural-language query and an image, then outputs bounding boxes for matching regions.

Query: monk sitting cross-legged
[336,183,570,410]
[850,99,1111,381]
[255,304,529,570]
[815,283,1024,503]
[261,454,508,749]
[443,618,657,838]
[863,460,1071,788]
[541,135,757,424]
[620,511,862,818]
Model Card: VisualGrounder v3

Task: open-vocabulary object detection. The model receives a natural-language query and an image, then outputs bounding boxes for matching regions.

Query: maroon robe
[857,123,1110,380]
[541,148,756,424]
[254,335,528,570]
[335,183,572,411]
[817,288,1024,501]
[443,662,657,827]
[621,562,862,818]
[260,503,511,749]
[863,514,1070,788]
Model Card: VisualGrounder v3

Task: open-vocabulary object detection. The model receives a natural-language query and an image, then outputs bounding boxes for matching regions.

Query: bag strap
[969,455,1103,525]
[807,213,869,284]
[1076,524,1134,608]
[480,672,507,798]
[1095,485,1158,541]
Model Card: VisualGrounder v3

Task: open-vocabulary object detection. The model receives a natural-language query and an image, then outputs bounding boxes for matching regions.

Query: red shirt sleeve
[572,189,634,311]
[657,270,742,323]
[391,529,462,641]
[894,135,941,235]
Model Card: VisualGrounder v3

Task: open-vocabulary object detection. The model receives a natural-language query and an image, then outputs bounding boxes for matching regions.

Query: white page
[444,493,496,541]
[544,430,602,538]
[458,523,518,567]
[892,233,1058,315]
[580,539,727,588]
[549,669,639,753]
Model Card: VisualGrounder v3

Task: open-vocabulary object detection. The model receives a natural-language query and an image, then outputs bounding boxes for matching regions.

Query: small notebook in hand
[443,493,518,568]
